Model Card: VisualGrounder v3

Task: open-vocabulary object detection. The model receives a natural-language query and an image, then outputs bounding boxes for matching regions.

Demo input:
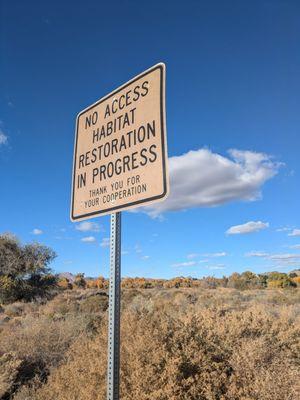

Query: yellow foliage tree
[292,276,300,286]
[57,277,72,290]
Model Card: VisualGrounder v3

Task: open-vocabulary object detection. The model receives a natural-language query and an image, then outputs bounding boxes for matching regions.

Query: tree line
[60,271,299,292]
[1,233,299,304]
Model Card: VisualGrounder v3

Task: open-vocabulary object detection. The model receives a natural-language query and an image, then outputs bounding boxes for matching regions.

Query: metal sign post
[107,212,121,400]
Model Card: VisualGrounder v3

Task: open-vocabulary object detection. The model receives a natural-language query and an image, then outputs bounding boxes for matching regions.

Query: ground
[0,287,299,400]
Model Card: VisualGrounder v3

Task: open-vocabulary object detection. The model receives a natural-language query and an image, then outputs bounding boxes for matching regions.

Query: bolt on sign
[71,63,169,221]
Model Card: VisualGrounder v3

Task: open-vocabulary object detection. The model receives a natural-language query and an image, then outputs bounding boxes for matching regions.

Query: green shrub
[0,234,57,304]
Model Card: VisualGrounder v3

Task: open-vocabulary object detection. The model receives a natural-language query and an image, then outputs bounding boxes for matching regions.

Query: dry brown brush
[10,288,300,400]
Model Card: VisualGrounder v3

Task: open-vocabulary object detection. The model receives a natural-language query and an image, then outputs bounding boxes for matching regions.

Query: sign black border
[71,63,168,221]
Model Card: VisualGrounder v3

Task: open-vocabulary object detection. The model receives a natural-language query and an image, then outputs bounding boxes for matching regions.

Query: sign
[71,63,169,221]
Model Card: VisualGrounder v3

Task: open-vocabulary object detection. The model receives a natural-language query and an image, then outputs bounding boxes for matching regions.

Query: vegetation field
[1,286,299,400]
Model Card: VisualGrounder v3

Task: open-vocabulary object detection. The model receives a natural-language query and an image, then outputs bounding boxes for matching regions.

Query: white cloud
[0,130,8,146]
[31,228,43,235]
[100,237,110,247]
[208,264,226,270]
[204,252,227,257]
[141,148,280,217]
[288,229,300,237]
[289,244,300,250]
[268,253,300,261]
[188,252,227,259]
[245,251,269,257]
[268,253,300,268]
[276,227,291,232]
[226,221,269,235]
[141,255,150,260]
[246,251,300,267]
[81,236,96,243]
[76,221,101,232]
[63,260,73,265]
[187,253,199,259]
[134,244,142,254]
[172,261,197,268]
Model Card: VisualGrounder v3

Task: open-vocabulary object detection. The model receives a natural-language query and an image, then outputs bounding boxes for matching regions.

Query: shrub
[0,234,57,303]
[4,302,25,317]
[268,278,297,288]
[57,277,73,290]
[86,277,109,289]
[74,274,86,289]
[0,352,24,398]
[292,276,300,286]
[0,275,23,303]
[79,293,108,314]
[23,289,300,400]
[0,304,91,397]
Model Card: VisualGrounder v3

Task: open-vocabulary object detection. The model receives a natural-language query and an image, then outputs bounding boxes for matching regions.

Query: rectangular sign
[70,63,169,221]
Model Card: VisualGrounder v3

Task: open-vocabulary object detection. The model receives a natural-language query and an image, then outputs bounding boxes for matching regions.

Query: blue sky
[1,0,300,278]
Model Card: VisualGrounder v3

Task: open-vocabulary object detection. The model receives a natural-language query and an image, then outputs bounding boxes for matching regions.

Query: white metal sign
[71,63,168,221]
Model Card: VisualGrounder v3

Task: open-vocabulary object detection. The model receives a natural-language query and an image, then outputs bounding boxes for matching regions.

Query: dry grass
[0,288,299,400]
[0,290,108,399]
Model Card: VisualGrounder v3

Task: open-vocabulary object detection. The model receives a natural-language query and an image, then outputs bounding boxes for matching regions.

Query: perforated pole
[107,212,121,400]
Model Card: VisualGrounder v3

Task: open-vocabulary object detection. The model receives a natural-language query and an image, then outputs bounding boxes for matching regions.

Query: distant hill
[58,272,75,282]
[290,269,300,276]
